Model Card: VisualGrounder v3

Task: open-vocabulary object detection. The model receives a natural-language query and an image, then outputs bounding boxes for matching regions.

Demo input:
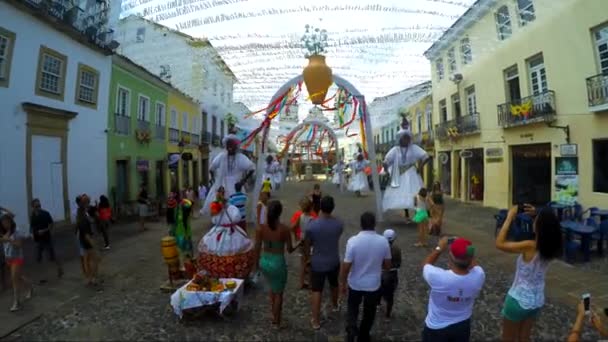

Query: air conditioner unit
[450,73,463,83]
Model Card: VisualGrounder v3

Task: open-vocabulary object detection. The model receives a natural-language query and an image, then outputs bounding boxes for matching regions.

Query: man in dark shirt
[30,199,63,278]
[304,195,344,329]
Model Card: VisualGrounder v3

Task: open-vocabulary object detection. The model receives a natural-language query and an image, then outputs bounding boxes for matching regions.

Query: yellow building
[167,89,203,193]
[424,0,608,209]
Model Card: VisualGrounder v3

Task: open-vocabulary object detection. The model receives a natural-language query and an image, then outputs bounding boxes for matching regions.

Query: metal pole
[357,95,383,222]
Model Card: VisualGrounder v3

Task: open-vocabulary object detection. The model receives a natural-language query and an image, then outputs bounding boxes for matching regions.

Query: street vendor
[202,134,255,216]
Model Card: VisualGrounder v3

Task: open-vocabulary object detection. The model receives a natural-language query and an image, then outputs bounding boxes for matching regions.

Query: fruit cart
[170,273,245,321]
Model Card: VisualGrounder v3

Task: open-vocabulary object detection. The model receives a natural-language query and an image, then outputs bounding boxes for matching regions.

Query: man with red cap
[421,236,485,342]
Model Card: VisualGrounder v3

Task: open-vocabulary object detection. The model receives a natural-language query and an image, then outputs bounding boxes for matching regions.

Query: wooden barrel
[161,236,179,266]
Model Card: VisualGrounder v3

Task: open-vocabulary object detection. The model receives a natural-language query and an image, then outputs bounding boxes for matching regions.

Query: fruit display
[186,274,229,293]
[225,280,237,290]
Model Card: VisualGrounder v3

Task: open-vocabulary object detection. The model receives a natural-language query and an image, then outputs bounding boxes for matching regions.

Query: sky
[120,0,477,115]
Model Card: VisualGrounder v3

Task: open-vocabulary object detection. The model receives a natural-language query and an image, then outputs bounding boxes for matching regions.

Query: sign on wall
[136,160,149,172]
[554,157,578,204]
[168,153,180,170]
[560,144,578,157]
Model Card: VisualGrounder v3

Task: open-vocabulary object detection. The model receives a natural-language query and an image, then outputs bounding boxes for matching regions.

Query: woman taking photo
[495,205,563,341]
[253,200,298,328]
[0,207,33,311]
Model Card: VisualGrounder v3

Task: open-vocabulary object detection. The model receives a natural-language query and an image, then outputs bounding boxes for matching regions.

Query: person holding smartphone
[496,204,563,341]
[567,298,608,341]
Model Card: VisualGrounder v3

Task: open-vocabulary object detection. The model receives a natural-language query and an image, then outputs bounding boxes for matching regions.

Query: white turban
[397,128,413,139]
[222,134,240,146]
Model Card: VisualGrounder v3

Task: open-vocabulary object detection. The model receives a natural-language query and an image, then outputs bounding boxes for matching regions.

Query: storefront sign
[459,150,473,159]
[136,160,149,172]
[485,148,503,158]
[555,157,578,204]
[486,157,503,163]
[560,144,578,157]
[168,153,180,170]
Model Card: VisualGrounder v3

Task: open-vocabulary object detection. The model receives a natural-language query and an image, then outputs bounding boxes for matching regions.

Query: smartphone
[582,293,591,314]
[517,203,525,214]
[447,237,457,245]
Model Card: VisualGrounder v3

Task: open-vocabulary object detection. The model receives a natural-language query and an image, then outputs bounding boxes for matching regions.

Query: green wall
[107,62,168,204]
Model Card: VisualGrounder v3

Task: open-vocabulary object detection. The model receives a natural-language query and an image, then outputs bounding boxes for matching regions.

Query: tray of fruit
[170,275,245,318]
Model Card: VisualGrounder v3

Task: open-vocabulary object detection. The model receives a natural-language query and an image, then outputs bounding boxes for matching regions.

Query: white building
[114,15,238,161]
[0,0,114,227]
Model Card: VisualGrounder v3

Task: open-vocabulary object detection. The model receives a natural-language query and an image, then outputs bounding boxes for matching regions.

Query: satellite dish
[439,152,449,165]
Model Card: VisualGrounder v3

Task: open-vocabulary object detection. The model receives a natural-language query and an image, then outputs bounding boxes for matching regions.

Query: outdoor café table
[560,221,597,262]
[170,278,245,321]
[551,203,572,220]
[592,209,608,221]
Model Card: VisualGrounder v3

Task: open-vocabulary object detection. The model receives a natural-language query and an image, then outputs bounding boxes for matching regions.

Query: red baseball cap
[450,238,475,260]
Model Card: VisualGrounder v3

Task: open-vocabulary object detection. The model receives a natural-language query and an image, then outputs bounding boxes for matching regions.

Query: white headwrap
[222,134,240,146]
[397,128,413,139]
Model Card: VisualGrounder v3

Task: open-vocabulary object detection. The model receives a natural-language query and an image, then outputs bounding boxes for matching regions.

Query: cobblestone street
[2,181,606,341]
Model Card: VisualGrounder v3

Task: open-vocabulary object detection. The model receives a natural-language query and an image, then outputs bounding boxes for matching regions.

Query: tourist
[256,191,269,228]
[340,211,391,342]
[305,195,343,330]
[263,155,281,191]
[413,188,430,247]
[380,229,401,319]
[202,133,255,215]
[0,207,33,312]
[30,199,64,279]
[288,196,317,289]
[496,205,563,342]
[229,182,248,231]
[137,184,149,232]
[382,117,430,223]
[331,160,345,188]
[252,200,298,328]
[421,237,485,341]
[97,195,111,250]
[429,181,445,236]
[347,154,370,196]
[310,183,322,215]
[198,182,207,208]
[567,300,608,342]
[262,177,273,198]
[76,195,100,286]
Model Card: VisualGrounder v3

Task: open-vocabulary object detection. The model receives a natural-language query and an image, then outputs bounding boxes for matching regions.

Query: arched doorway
[249,74,383,222]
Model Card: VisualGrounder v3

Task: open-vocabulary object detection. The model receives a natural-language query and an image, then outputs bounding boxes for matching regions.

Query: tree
[225,113,238,133]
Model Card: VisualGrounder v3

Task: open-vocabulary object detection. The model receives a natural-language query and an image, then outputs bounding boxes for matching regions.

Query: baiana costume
[348,156,371,193]
[332,161,344,185]
[382,122,429,212]
[262,155,282,191]
[201,134,255,216]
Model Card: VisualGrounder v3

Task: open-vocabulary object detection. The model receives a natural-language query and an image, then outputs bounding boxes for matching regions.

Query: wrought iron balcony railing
[201,131,212,144]
[416,130,435,148]
[114,114,130,135]
[435,113,481,141]
[169,128,180,143]
[497,90,556,128]
[136,120,150,131]
[587,73,608,112]
[154,125,165,141]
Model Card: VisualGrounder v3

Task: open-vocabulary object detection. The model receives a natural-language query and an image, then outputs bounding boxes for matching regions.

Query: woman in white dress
[382,118,430,216]
[331,161,344,188]
[348,154,370,196]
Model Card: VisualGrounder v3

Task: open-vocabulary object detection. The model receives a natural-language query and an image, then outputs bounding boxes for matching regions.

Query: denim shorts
[501,294,541,322]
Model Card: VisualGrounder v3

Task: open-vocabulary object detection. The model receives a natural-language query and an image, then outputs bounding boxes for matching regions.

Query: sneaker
[103,245,110,250]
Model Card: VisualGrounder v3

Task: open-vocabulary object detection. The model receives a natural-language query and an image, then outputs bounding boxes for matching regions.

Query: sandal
[25,287,33,300]
[10,303,19,312]
[310,318,321,330]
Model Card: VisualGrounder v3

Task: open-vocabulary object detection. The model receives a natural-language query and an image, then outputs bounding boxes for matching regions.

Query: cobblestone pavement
[4,181,605,341]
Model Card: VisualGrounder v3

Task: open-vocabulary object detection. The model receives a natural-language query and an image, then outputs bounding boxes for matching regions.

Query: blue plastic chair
[573,204,584,221]
[592,220,608,256]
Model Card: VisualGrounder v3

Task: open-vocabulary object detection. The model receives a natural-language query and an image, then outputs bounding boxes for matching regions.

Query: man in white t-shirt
[422,237,485,342]
[339,212,391,342]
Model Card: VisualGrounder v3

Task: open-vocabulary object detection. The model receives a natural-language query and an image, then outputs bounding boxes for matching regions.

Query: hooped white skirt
[382,167,423,212]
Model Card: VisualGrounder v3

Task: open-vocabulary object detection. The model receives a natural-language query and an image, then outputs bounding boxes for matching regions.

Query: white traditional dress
[271,160,282,189]
[382,143,429,211]
[348,159,370,193]
[201,151,255,215]
[332,162,344,185]
[198,205,252,256]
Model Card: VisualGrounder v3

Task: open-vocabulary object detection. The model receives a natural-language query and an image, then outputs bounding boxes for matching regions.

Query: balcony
[497,91,556,128]
[169,128,180,143]
[114,115,130,135]
[587,73,608,112]
[435,113,481,141]
[154,125,165,141]
[181,132,191,145]
[137,120,150,131]
[201,131,211,144]
[416,130,435,149]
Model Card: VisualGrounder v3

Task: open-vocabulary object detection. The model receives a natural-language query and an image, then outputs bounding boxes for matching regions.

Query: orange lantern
[303,55,333,105]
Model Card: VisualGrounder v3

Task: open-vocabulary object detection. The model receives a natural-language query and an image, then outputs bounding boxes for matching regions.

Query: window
[202,111,208,132]
[75,64,99,107]
[447,48,457,73]
[435,58,444,80]
[439,99,448,122]
[116,87,130,116]
[425,104,433,131]
[495,6,513,40]
[155,102,166,126]
[593,24,608,74]
[212,115,217,135]
[170,108,178,128]
[517,0,536,26]
[181,112,189,131]
[137,95,150,121]
[220,84,225,104]
[220,120,225,138]
[528,54,548,95]
[504,65,521,102]
[451,94,462,119]
[0,27,16,88]
[160,65,171,81]
[594,140,608,193]
[136,27,145,42]
[466,86,477,115]
[416,109,422,133]
[36,46,67,100]
[461,37,472,65]
[213,81,218,97]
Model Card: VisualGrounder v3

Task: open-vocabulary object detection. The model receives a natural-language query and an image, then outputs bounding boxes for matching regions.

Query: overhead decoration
[301,24,332,105]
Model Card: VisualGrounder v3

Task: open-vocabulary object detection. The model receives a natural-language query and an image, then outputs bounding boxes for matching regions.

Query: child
[310,183,322,215]
[97,195,112,250]
[381,229,401,319]
[229,183,248,231]
[256,191,269,228]
[289,197,318,289]
[413,187,430,247]
[262,177,272,198]
[429,181,444,236]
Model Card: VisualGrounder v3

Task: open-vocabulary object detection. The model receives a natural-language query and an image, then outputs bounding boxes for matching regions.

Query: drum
[161,236,179,267]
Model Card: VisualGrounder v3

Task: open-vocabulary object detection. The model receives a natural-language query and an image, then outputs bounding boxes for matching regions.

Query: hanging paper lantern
[303,55,333,105]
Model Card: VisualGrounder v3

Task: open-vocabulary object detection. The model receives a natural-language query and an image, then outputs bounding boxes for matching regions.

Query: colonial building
[114,15,238,170]
[425,0,608,209]
[403,87,435,189]
[0,0,116,227]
